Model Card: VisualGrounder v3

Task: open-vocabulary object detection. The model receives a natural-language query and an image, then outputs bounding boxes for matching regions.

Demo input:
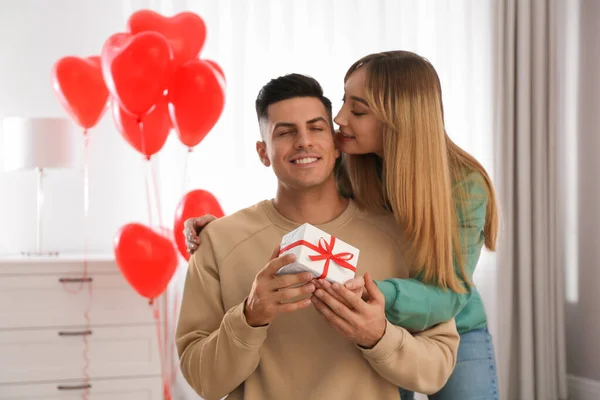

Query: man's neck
[273,180,348,226]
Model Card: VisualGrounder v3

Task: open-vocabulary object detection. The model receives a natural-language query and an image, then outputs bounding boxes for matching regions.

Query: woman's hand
[343,276,368,299]
[183,215,218,254]
[313,275,367,308]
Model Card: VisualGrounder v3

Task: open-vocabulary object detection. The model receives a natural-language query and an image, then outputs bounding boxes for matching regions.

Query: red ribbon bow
[279,236,355,280]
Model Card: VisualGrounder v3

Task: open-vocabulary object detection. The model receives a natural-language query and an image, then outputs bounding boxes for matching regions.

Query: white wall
[0,0,496,259]
[559,0,600,398]
[0,0,155,254]
[0,0,281,255]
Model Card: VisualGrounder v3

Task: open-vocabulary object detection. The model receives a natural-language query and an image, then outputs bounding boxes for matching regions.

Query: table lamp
[2,117,79,256]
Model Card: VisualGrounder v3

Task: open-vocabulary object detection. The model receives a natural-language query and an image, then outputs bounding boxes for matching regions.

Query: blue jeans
[399,327,499,400]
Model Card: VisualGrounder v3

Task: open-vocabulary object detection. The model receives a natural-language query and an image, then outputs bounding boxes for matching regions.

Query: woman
[184,51,500,400]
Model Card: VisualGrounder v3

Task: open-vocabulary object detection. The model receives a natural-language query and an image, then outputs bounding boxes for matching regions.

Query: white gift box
[276,223,359,284]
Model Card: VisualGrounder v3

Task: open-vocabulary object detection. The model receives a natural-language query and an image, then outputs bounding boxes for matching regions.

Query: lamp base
[20,250,60,257]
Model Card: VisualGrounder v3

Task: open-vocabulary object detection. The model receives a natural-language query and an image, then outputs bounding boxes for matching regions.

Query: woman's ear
[256,141,270,167]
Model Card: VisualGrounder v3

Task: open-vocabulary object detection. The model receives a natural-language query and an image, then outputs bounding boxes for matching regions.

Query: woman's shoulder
[452,169,488,199]
[451,169,489,224]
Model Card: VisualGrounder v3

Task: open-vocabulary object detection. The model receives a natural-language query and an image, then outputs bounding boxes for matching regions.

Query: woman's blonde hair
[344,51,499,293]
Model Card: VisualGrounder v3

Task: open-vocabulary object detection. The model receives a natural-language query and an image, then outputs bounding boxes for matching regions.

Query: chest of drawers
[0,254,163,399]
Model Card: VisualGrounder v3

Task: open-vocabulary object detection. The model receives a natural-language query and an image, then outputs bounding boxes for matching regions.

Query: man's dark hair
[255,73,333,126]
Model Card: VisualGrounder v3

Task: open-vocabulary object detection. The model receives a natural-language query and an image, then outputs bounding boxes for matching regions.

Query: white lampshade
[2,117,79,172]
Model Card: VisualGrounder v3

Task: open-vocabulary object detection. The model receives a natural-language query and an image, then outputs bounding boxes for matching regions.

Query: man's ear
[334,143,342,159]
[332,129,342,159]
[256,141,270,167]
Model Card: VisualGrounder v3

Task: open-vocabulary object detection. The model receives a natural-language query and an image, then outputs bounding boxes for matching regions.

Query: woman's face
[334,68,384,156]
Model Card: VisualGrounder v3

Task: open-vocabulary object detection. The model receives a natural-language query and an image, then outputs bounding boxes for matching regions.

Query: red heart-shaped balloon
[112,93,172,159]
[113,223,178,299]
[52,56,108,130]
[169,59,225,148]
[101,31,172,117]
[205,59,226,82]
[128,10,206,68]
[173,189,225,260]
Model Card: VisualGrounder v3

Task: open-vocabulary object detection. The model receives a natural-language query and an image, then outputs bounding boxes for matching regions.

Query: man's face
[256,97,340,191]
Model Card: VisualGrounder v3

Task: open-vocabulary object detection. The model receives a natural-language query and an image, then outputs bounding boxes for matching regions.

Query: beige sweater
[176,199,459,400]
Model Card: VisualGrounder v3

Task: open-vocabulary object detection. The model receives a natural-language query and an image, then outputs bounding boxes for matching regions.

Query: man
[176,73,459,400]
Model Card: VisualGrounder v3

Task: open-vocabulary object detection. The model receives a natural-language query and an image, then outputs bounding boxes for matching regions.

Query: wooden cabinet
[1,377,162,399]
[0,255,163,399]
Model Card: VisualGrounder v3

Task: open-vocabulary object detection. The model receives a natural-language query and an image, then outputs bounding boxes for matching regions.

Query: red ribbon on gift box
[279,236,355,280]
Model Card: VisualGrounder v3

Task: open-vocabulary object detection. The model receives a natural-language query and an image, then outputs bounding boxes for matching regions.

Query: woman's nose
[334,111,346,127]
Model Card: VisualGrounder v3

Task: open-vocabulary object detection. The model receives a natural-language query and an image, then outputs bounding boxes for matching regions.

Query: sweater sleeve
[375,172,488,331]
[175,230,268,400]
[360,318,459,394]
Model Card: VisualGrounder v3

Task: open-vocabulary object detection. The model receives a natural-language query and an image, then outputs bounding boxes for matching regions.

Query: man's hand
[183,215,218,254]
[244,246,316,327]
[311,272,386,348]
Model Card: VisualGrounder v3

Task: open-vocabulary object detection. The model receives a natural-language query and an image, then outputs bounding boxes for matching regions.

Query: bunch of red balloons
[112,189,225,299]
[52,9,226,158]
[51,10,228,301]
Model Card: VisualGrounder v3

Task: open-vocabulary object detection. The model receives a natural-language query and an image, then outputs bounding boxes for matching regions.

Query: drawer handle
[59,277,93,283]
[57,383,92,391]
[58,330,93,336]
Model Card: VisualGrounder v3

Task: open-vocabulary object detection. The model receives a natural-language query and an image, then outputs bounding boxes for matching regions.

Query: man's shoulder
[205,200,272,233]
[200,200,274,259]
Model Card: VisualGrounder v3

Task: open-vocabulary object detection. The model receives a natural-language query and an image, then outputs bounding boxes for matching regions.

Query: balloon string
[173,148,193,388]
[164,282,170,392]
[171,288,180,384]
[138,118,148,161]
[82,282,92,400]
[145,161,170,398]
[83,132,89,240]
[150,159,164,229]
[82,131,92,400]
[140,116,171,399]
[61,132,91,296]
[83,132,89,275]
[138,116,153,228]
[163,289,171,396]
[148,153,170,393]
[182,147,193,194]
[172,149,194,390]
[144,161,154,228]
[152,302,169,400]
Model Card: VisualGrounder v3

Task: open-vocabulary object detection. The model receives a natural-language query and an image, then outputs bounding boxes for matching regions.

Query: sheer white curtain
[121,0,497,397]
[493,1,570,399]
